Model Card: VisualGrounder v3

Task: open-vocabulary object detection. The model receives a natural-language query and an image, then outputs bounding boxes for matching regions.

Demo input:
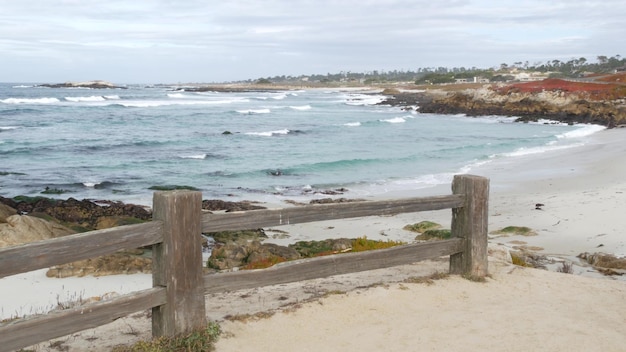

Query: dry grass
[112,322,221,352]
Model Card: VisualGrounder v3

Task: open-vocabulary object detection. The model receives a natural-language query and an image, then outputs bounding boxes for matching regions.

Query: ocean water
[0,83,605,206]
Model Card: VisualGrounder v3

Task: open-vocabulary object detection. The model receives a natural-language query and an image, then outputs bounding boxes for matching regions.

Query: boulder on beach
[0,211,75,248]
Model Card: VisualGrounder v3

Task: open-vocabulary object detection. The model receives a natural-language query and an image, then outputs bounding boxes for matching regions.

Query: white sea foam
[82,182,97,187]
[11,85,32,88]
[556,124,606,139]
[380,117,406,123]
[237,108,271,114]
[167,93,193,99]
[0,126,19,131]
[344,94,386,106]
[180,154,207,159]
[104,95,120,100]
[271,94,288,100]
[289,105,312,111]
[344,122,361,127]
[0,97,60,104]
[117,98,247,108]
[246,129,290,137]
[502,143,584,158]
[65,96,106,102]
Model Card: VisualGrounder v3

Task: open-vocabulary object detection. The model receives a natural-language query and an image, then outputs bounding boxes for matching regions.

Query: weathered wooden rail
[0,174,488,352]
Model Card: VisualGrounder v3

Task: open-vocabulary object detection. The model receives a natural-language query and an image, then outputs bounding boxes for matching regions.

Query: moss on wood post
[450,175,489,278]
[152,191,206,336]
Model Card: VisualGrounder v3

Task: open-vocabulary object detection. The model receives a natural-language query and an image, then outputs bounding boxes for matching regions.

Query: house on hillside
[514,72,548,81]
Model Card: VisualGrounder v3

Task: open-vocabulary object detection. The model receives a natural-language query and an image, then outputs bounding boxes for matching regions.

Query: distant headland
[37,80,127,89]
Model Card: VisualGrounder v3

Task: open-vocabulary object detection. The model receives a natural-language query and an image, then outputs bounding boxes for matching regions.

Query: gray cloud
[1,0,624,83]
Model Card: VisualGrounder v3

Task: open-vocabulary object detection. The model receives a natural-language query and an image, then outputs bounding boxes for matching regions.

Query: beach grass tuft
[351,236,405,252]
[112,322,221,352]
[403,271,449,285]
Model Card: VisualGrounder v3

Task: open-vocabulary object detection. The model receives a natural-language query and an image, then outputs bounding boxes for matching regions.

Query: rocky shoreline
[379,78,626,127]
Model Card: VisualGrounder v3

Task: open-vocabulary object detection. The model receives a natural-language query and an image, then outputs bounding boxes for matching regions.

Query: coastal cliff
[381,77,626,127]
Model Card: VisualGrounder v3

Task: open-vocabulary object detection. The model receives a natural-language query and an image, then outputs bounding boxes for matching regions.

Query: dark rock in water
[149,185,200,191]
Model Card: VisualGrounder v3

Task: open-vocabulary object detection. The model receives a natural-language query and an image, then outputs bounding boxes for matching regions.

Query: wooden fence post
[450,175,489,278]
[152,191,206,336]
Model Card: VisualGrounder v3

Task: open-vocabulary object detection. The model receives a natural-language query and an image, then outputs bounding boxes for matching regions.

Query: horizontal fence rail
[0,221,163,279]
[0,174,489,352]
[203,239,464,294]
[1,288,166,352]
[201,194,465,232]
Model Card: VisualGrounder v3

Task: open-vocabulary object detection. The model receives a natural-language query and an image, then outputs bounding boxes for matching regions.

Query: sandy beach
[4,128,626,351]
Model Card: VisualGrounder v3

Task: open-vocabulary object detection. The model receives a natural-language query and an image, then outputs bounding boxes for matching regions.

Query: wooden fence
[0,174,488,352]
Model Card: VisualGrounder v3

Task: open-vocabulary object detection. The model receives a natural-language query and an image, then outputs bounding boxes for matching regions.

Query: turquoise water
[0,83,603,205]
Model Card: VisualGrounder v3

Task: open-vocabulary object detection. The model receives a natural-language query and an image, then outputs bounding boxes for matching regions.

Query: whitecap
[118,98,248,108]
[271,94,287,100]
[12,85,32,88]
[289,105,312,111]
[237,109,271,114]
[245,129,290,137]
[0,97,60,104]
[344,122,361,127]
[343,94,386,106]
[180,154,207,159]
[65,96,106,102]
[380,117,406,123]
[0,126,19,131]
[83,182,97,187]
[104,95,120,100]
[167,93,189,99]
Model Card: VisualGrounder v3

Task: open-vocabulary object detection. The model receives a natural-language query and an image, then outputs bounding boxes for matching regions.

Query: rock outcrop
[37,80,127,89]
[379,79,626,127]
[0,204,75,248]
[0,197,152,231]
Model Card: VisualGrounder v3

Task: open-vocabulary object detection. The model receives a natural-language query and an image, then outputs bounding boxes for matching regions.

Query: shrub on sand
[490,226,537,237]
[415,229,451,241]
[403,221,442,233]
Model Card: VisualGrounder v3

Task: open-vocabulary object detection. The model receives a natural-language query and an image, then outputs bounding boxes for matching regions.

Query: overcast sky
[1,0,624,84]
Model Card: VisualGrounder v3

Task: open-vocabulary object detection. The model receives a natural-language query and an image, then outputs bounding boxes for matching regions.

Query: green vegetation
[403,221,442,233]
[12,195,52,203]
[242,255,287,270]
[351,236,405,252]
[510,253,531,267]
[490,226,537,237]
[415,229,452,241]
[113,322,221,352]
[289,239,338,257]
[256,78,272,84]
